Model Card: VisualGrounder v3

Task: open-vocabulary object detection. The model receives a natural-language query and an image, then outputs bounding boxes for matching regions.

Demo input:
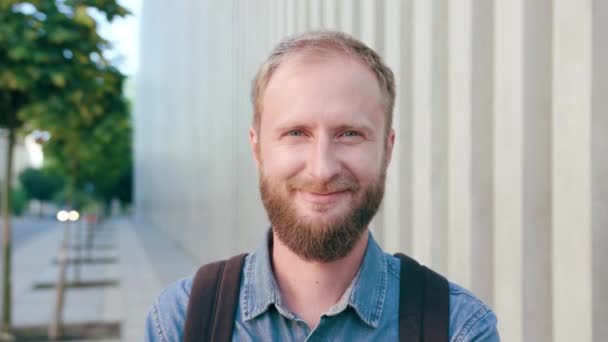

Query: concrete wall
[134,1,607,341]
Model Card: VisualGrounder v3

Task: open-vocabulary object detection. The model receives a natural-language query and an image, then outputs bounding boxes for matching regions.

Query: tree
[18,167,64,215]
[0,0,128,337]
[39,66,131,209]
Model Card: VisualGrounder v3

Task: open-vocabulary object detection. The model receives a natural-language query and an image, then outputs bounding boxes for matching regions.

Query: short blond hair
[251,31,396,133]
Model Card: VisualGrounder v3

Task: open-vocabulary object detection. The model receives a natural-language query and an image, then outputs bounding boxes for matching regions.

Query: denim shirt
[146,232,499,341]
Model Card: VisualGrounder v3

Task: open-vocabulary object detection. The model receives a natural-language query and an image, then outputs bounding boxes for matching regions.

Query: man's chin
[294,204,351,223]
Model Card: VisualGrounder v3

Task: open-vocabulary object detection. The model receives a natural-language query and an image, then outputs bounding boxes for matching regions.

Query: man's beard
[259,168,386,263]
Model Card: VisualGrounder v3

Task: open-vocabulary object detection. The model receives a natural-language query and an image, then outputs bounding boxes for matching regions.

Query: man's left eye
[287,130,305,137]
[341,131,360,137]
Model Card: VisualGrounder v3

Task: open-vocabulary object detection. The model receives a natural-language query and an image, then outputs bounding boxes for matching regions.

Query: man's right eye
[287,130,304,137]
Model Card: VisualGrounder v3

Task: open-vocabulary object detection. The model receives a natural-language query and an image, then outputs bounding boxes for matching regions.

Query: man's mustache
[286,176,360,193]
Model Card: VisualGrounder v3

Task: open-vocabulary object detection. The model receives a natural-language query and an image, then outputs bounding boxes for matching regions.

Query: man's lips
[297,189,350,204]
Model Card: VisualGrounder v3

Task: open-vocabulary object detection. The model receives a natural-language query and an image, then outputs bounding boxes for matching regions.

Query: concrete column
[382,0,403,253]
[203,0,244,259]
[179,0,199,253]
[470,0,495,308]
[234,0,269,254]
[274,0,285,40]
[522,0,553,341]
[158,0,181,236]
[411,0,433,265]
[339,0,359,37]
[494,0,524,341]
[552,0,592,341]
[383,0,414,255]
[187,0,212,261]
[359,0,385,241]
[296,0,308,33]
[592,1,608,341]
[322,0,338,30]
[174,0,193,244]
[270,0,283,44]
[447,0,472,286]
[308,0,322,29]
[285,0,296,35]
[360,0,384,53]
[431,0,448,275]
[133,0,155,222]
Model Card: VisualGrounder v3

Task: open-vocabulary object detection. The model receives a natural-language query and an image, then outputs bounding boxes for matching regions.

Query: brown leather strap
[395,253,449,342]
[184,253,247,342]
[421,265,450,341]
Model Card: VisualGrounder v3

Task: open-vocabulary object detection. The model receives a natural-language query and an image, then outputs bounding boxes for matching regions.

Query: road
[0,216,60,250]
[0,216,61,325]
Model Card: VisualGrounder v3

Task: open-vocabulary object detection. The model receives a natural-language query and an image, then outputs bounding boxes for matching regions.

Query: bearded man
[146,31,499,342]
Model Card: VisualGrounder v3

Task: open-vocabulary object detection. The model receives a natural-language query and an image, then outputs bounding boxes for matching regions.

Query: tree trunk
[49,176,74,340]
[1,128,15,337]
[48,220,68,340]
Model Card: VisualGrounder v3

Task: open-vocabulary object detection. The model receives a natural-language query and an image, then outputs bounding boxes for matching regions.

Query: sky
[96,0,142,77]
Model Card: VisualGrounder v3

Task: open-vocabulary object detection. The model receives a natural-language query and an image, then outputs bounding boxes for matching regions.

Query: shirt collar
[241,229,388,328]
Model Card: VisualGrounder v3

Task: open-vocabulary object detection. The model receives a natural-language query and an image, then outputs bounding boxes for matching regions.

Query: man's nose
[307,136,341,182]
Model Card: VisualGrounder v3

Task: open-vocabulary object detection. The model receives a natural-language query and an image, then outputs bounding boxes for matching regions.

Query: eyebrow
[273,121,375,136]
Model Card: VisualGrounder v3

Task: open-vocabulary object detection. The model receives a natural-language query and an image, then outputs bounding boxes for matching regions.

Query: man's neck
[270,229,369,329]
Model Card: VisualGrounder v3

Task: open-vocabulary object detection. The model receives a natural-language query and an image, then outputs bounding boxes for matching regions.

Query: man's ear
[385,128,395,167]
[249,127,260,169]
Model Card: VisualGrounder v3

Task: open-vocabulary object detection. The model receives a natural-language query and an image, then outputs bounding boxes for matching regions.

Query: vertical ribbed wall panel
[134,1,606,339]
[207,0,239,260]
[338,0,357,37]
[272,0,284,45]
[234,0,269,255]
[359,0,385,243]
[552,0,593,341]
[397,0,415,257]
[133,0,151,222]
[493,0,524,340]
[360,0,383,53]
[382,0,405,254]
[447,0,472,288]
[523,0,553,341]
[174,1,187,237]
[285,0,296,35]
[322,0,338,30]
[382,0,415,256]
[470,0,494,308]
[592,2,608,342]
[157,2,179,232]
[411,0,433,266]
[296,0,308,33]
[187,0,211,262]
[308,0,321,29]
[431,0,448,277]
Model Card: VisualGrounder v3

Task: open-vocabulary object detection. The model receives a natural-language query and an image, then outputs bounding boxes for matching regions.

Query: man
[146,31,499,341]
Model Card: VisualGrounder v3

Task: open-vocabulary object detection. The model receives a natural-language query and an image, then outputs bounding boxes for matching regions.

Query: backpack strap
[184,253,247,342]
[394,253,449,342]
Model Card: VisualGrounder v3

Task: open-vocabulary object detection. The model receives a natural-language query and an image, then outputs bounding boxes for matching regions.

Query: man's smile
[296,189,351,205]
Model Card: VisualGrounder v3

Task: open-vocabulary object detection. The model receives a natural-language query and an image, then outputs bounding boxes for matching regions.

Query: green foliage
[0,0,132,206]
[1,0,126,129]
[10,187,27,216]
[52,186,96,211]
[18,167,64,202]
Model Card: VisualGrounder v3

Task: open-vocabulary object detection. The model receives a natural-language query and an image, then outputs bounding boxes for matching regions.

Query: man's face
[250,54,395,262]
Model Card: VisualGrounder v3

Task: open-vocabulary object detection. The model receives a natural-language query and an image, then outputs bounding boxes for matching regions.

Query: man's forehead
[263,54,381,102]
[270,50,360,79]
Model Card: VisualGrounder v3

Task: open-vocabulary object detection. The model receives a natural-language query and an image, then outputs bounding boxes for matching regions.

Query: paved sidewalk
[119,217,197,341]
[9,216,198,341]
